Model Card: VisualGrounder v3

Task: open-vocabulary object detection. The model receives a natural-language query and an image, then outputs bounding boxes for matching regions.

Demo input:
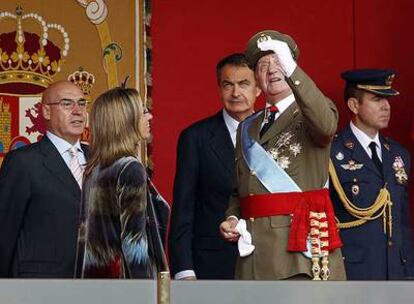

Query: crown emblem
[257,33,272,43]
[0,6,70,94]
[68,67,96,97]
[385,74,394,86]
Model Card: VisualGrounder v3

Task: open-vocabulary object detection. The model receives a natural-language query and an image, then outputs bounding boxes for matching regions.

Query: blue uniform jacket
[330,125,414,280]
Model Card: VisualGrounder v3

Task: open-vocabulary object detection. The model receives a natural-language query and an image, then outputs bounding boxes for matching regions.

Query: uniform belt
[239,189,343,252]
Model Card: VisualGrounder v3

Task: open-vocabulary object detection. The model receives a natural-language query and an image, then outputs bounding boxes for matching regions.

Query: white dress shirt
[349,121,382,161]
[262,94,296,128]
[46,131,86,168]
[222,108,241,147]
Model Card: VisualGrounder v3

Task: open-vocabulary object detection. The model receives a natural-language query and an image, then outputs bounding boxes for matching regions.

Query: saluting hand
[257,37,297,77]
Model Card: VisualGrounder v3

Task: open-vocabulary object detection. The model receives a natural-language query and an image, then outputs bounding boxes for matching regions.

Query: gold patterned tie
[69,146,83,189]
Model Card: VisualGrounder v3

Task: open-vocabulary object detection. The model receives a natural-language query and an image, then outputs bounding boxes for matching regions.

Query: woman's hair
[85,87,144,176]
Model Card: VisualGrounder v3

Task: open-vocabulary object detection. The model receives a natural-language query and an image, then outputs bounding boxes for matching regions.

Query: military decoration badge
[340,160,363,171]
[267,131,301,169]
[392,156,408,185]
[335,152,344,160]
[351,185,360,196]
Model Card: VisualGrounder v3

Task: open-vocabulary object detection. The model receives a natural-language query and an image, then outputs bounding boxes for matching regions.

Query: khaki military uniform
[226,67,346,280]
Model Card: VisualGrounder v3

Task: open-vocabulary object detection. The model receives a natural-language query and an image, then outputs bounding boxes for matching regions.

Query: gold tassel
[329,160,393,235]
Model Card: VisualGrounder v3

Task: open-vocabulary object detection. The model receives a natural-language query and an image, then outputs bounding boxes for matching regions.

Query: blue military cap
[341,69,399,96]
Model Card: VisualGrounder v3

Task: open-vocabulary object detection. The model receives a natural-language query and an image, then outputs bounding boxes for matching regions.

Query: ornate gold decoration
[0,6,69,88]
[329,159,393,237]
[309,211,330,281]
[267,131,302,170]
[68,67,96,97]
[76,0,119,88]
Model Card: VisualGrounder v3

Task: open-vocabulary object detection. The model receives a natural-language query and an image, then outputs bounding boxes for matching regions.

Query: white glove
[257,37,297,77]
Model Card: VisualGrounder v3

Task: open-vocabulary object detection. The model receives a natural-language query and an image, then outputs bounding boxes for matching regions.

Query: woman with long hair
[75,87,155,278]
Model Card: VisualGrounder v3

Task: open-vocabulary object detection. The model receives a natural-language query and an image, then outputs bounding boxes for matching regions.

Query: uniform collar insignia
[293,108,300,117]
[341,159,363,171]
[335,152,344,160]
[345,141,354,150]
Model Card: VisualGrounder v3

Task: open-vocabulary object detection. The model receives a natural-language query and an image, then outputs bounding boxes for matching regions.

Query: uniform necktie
[260,105,279,138]
[368,142,383,174]
[69,145,84,188]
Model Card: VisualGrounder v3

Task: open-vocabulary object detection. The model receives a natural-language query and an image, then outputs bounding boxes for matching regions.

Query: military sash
[240,112,301,193]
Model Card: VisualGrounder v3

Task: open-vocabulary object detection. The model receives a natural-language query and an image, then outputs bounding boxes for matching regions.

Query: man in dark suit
[169,53,261,280]
[0,80,88,278]
[330,69,414,279]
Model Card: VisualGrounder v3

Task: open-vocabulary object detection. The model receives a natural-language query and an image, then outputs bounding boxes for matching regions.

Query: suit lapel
[39,136,81,200]
[208,111,235,176]
[341,126,382,178]
[259,102,298,144]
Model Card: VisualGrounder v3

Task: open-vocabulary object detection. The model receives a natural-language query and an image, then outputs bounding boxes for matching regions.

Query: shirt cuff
[174,270,196,280]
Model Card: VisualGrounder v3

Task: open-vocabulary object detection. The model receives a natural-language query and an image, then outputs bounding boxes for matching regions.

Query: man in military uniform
[329,69,414,280]
[219,30,346,280]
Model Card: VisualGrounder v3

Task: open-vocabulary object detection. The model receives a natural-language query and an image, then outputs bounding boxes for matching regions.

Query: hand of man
[219,217,240,242]
[257,37,297,77]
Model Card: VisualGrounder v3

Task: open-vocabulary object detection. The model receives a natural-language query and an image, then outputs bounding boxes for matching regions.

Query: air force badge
[341,160,364,171]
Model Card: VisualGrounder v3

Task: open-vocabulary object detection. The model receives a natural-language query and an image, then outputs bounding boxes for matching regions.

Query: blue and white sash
[239,113,323,259]
[240,112,301,193]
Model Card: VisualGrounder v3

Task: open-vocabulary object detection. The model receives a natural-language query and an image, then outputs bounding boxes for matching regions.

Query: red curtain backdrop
[151,0,414,218]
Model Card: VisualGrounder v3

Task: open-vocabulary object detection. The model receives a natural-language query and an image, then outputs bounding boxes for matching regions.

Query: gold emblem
[383,142,390,151]
[385,74,395,86]
[392,156,408,185]
[258,33,272,43]
[341,160,363,171]
[351,185,360,196]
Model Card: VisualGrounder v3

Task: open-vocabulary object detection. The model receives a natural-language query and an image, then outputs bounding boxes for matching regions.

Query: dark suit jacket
[0,136,88,278]
[330,125,414,279]
[169,111,238,279]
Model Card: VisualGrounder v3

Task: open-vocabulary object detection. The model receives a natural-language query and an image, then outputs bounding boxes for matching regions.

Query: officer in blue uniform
[329,69,414,280]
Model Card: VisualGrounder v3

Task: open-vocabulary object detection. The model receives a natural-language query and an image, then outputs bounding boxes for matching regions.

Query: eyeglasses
[47,98,88,110]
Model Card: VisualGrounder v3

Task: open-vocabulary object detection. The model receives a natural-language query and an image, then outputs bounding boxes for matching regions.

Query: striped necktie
[69,146,84,189]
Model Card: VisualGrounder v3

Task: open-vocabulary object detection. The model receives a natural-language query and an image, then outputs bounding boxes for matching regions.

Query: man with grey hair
[220,30,346,280]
